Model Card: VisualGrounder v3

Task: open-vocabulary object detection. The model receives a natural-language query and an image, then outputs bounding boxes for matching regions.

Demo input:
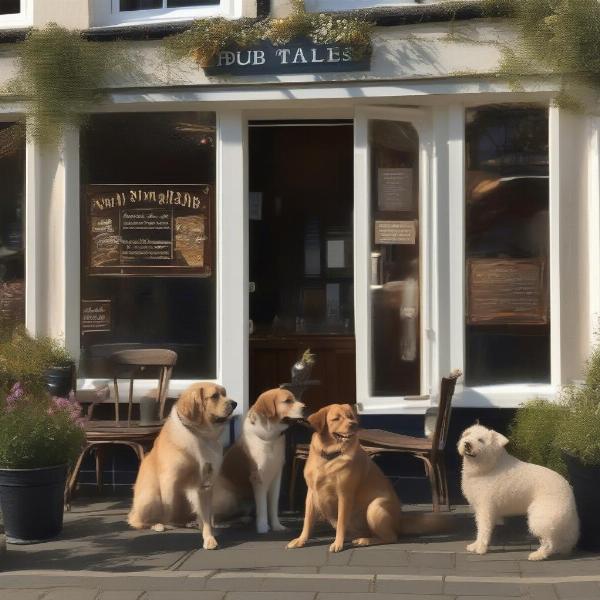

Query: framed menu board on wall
[84,184,213,277]
[467,257,548,325]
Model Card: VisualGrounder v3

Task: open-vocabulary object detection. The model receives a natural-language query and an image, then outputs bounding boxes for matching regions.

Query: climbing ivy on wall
[4,23,128,146]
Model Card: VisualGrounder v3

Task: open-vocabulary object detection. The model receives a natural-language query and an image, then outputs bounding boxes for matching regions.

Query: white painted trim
[63,127,81,361]
[217,110,247,415]
[24,126,40,336]
[455,383,557,409]
[354,106,433,413]
[93,0,239,27]
[548,105,562,387]
[588,115,600,346]
[0,0,32,28]
[447,105,465,388]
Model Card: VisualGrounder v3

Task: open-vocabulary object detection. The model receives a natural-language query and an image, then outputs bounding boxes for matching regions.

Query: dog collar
[320,447,343,461]
[176,409,200,432]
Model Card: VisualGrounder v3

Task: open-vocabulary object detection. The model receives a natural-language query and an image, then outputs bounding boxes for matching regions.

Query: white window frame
[305,0,419,12]
[354,106,433,415]
[95,0,240,27]
[449,102,559,409]
[0,0,32,28]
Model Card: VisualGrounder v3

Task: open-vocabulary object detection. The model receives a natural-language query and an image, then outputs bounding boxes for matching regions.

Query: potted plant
[0,383,84,544]
[510,345,600,550]
[0,326,75,398]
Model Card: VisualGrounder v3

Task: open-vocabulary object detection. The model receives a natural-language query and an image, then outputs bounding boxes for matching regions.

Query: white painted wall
[32,0,91,28]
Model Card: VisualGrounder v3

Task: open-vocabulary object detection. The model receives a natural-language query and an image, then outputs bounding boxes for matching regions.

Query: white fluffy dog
[458,424,579,561]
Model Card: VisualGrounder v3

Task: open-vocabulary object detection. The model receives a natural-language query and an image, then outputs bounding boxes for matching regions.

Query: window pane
[167,0,219,6]
[80,113,216,379]
[369,120,420,396]
[120,0,162,11]
[465,105,550,386]
[0,124,25,332]
[0,1,20,15]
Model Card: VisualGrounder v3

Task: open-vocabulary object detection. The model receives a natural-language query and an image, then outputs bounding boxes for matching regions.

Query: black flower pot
[564,452,600,551]
[45,362,75,398]
[0,464,67,544]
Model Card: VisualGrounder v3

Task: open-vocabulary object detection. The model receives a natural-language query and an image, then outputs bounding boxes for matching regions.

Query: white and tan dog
[128,382,237,550]
[458,424,579,561]
[213,388,305,533]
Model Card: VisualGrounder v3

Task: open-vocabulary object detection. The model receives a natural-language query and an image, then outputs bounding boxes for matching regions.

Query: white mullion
[447,104,465,381]
[353,108,371,406]
[548,105,562,387]
[588,116,600,347]
[217,110,247,415]
[24,125,40,336]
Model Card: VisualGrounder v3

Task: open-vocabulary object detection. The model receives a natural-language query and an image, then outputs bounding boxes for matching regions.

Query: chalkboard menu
[85,184,213,277]
[467,258,548,325]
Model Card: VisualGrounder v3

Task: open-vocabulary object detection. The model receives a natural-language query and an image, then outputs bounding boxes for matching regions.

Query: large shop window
[119,0,218,10]
[369,120,420,397]
[80,113,216,379]
[0,1,20,15]
[465,105,550,386]
[0,123,25,332]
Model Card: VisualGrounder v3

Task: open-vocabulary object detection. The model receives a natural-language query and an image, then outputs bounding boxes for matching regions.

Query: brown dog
[128,382,236,550]
[288,403,444,552]
[213,388,305,533]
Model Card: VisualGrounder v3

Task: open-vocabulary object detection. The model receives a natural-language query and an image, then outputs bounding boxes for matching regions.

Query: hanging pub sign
[467,258,548,325]
[203,40,371,76]
[85,184,213,277]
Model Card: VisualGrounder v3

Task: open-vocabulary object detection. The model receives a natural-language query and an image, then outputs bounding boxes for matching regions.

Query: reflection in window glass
[120,0,161,11]
[80,113,216,379]
[0,1,20,15]
[369,120,420,396]
[167,0,218,6]
[0,123,25,332]
[465,105,550,386]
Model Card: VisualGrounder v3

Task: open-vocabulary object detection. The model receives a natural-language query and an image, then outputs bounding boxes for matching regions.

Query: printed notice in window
[377,167,413,212]
[85,184,213,277]
[467,258,548,325]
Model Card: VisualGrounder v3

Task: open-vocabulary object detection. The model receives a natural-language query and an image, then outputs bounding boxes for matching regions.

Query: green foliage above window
[480,0,600,107]
[164,1,374,68]
[4,23,128,145]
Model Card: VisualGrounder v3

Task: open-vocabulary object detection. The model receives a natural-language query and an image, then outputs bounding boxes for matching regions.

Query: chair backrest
[109,349,178,423]
[431,369,461,456]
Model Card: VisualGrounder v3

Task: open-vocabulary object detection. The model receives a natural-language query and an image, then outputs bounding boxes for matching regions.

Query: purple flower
[5,382,25,412]
[51,391,83,427]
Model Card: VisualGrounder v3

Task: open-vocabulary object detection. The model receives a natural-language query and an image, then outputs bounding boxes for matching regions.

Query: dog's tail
[399,511,457,536]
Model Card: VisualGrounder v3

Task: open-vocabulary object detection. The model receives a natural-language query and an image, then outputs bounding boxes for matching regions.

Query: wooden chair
[287,370,461,513]
[65,349,177,508]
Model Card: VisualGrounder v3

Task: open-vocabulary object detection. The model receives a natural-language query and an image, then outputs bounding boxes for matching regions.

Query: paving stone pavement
[1,500,600,599]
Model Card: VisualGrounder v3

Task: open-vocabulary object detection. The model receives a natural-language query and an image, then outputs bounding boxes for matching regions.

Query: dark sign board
[85,184,213,277]
[204,40,371,76]
[81,299,111,334]
[467,258,548,325]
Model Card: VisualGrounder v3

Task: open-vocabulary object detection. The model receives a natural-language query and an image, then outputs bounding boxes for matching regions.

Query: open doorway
[248,121,355,411]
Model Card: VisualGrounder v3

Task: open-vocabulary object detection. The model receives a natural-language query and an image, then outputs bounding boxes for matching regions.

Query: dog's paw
[151,523,165,532]
[256,521,270,534]
[352,537,371,547]
[287,537,306,549]
[271,522,288,532]
[466,542,487,554]
[329,540,345,553]
[528,549,549,561]
[203,535,218,550]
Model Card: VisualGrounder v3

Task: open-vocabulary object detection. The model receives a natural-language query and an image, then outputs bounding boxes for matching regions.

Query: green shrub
[0,326,73,394]
[556,383,600,467]
[509,397,567,475]
[0,386,84,469]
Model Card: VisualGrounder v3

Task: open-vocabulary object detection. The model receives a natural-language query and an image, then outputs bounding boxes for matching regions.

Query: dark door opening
[248,121,356,411]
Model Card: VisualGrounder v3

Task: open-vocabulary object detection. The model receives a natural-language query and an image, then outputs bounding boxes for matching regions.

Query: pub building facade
[0,0,596,495]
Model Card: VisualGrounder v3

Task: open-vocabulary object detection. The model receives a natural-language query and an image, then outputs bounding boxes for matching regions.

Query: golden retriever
[288,403,446,552]
[128,382,236,550]
[213,388,305,533]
